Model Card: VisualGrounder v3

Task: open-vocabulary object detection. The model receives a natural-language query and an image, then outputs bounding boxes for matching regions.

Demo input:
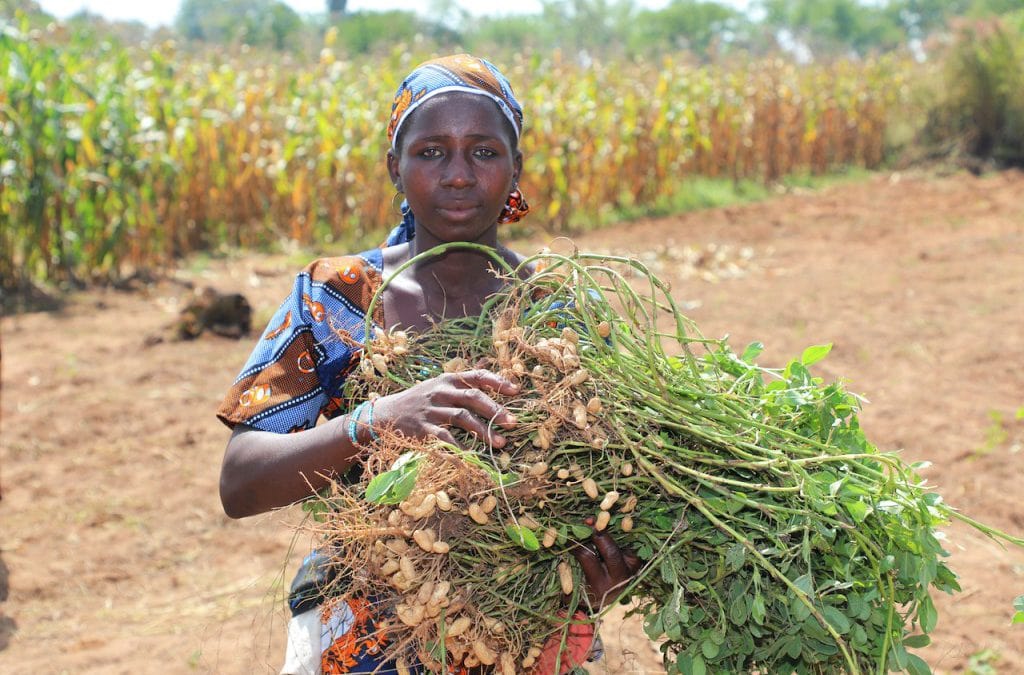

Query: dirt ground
[2,168,1023,674]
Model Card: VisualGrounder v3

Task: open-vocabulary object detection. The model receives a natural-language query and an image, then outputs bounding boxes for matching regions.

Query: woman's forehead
[399,93,515,143]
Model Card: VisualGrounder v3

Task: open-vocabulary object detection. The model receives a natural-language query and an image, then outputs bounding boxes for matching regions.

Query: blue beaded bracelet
[347,400,380,446]
[348,401,369,446]
[365,399,380,441]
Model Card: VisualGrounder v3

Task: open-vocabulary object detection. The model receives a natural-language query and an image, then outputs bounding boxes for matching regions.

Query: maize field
[0,18,911,290]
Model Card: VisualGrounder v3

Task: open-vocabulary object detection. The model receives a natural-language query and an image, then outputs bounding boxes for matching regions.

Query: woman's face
[388,93,522,246]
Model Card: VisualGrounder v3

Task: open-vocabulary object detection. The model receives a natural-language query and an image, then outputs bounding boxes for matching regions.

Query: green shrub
[923,12,1024,167]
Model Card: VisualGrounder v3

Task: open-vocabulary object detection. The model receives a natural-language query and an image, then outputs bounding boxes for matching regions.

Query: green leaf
[750,593,766,625]
[790,596,811,622]
[643,610,664,640]
[844,499,872,523]
[701,638,719,660]
[822,606,851,634]
[662,587,688,641]
[425,638,445,662]
[741,341,765,364]
[364,474,396,504]
[1013,595,1024,625]
[729,595,749,625]
[847,593,869,620]
[505,524,540,551]
[918,594,938,633]
[800,343,833,366]
[364,452,423,504]
[793,573,814,595]
[726,543,746,571]
[570,523,593,539]
[691,654,707,675]
[301,498,329,522]
[905,653,932,675]
[889,642,909,669]
[660,557,679,585]
[904,634,931,648]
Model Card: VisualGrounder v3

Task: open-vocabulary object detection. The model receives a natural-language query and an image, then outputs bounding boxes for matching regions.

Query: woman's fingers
[434,407,507,447]
[591,529,630,580]
[445,386,516,429]
[374,369,518,445]
[624,549,642,575]
[454,372,519,428]
[455,368,520,392]
[571,517,641,609]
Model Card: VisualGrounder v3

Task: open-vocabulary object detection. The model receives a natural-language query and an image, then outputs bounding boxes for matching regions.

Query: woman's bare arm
[219,369,519,518]
[220,417,359,518]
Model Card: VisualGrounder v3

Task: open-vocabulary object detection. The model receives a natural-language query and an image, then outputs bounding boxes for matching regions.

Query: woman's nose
[441,154,475,188]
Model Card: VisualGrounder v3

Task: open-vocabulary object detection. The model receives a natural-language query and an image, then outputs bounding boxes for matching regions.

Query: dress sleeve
[216,253,383,433]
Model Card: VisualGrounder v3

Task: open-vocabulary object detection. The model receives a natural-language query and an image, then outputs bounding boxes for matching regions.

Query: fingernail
[494,435,506,447]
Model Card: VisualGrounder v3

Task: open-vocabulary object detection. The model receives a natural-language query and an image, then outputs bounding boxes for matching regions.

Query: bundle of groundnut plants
[302,244,1023,675]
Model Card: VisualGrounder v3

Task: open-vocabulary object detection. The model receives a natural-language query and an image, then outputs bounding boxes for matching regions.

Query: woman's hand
[530,522,642,674]
[572,516,642,610]
[372,369,519,448]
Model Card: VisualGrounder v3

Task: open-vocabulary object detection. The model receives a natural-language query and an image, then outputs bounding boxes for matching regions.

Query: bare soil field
[2,168,1023,674]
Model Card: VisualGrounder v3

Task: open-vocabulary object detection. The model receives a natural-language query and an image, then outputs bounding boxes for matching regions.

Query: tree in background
[538,0,637,55]
[758,0,1024,59]
[919,9,1024,167]
[176,0,302,49]
[761,0,907,58]
[630,0,749,57]
[886,0,1024,41]
[330,10,426,54]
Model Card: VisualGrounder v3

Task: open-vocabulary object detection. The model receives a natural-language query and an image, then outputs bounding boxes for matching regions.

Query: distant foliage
[175,0,302,50]
[920,12,1024,166]
[329,11,434,55]
[0,16,907,291]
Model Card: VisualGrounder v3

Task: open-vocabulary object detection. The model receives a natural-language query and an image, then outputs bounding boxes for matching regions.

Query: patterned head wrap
[387,54,524,151]
[382,54,530,244]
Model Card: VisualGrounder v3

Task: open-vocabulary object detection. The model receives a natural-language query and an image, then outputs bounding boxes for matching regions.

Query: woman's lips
[437,203,480,220]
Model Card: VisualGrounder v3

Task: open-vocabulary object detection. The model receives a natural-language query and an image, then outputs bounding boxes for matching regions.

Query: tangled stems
[320,244,1024,674]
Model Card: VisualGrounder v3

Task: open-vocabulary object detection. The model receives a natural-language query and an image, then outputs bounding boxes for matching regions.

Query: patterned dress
[217,246,593,674]
[217,50,587,671]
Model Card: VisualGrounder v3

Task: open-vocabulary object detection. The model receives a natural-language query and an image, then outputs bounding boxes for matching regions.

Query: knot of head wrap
[386,54,523,151]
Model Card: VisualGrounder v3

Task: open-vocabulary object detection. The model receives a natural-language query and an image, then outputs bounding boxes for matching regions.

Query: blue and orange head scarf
[382,54,530,244]
[386,54,524,151]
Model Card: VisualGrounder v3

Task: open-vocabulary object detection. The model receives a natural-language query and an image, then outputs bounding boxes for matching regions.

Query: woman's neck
[380,236,518,332]
[409,231,509,299]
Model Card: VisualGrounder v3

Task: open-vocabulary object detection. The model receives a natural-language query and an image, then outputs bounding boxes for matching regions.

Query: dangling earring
[497,186,530,224]
[391,190,406,216]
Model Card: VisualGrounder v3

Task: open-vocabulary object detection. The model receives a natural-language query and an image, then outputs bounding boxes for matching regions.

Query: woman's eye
[474,148,497,158]
[419,147,442,158]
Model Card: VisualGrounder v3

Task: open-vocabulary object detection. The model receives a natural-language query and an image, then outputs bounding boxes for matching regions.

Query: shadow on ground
[0,552,15,650]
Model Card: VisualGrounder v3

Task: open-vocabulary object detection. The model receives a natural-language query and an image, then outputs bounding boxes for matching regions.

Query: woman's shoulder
[278,248,389,329]
[298,248,385,286]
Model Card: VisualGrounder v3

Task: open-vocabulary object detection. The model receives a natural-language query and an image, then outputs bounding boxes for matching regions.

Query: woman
[217,54,639,674]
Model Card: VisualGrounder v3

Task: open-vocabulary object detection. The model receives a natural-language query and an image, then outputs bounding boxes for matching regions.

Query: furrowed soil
[2,169,1023,674]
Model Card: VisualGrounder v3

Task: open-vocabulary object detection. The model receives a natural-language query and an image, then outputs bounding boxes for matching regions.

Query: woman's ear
[386,150,402,192]
[512,150,523,186]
